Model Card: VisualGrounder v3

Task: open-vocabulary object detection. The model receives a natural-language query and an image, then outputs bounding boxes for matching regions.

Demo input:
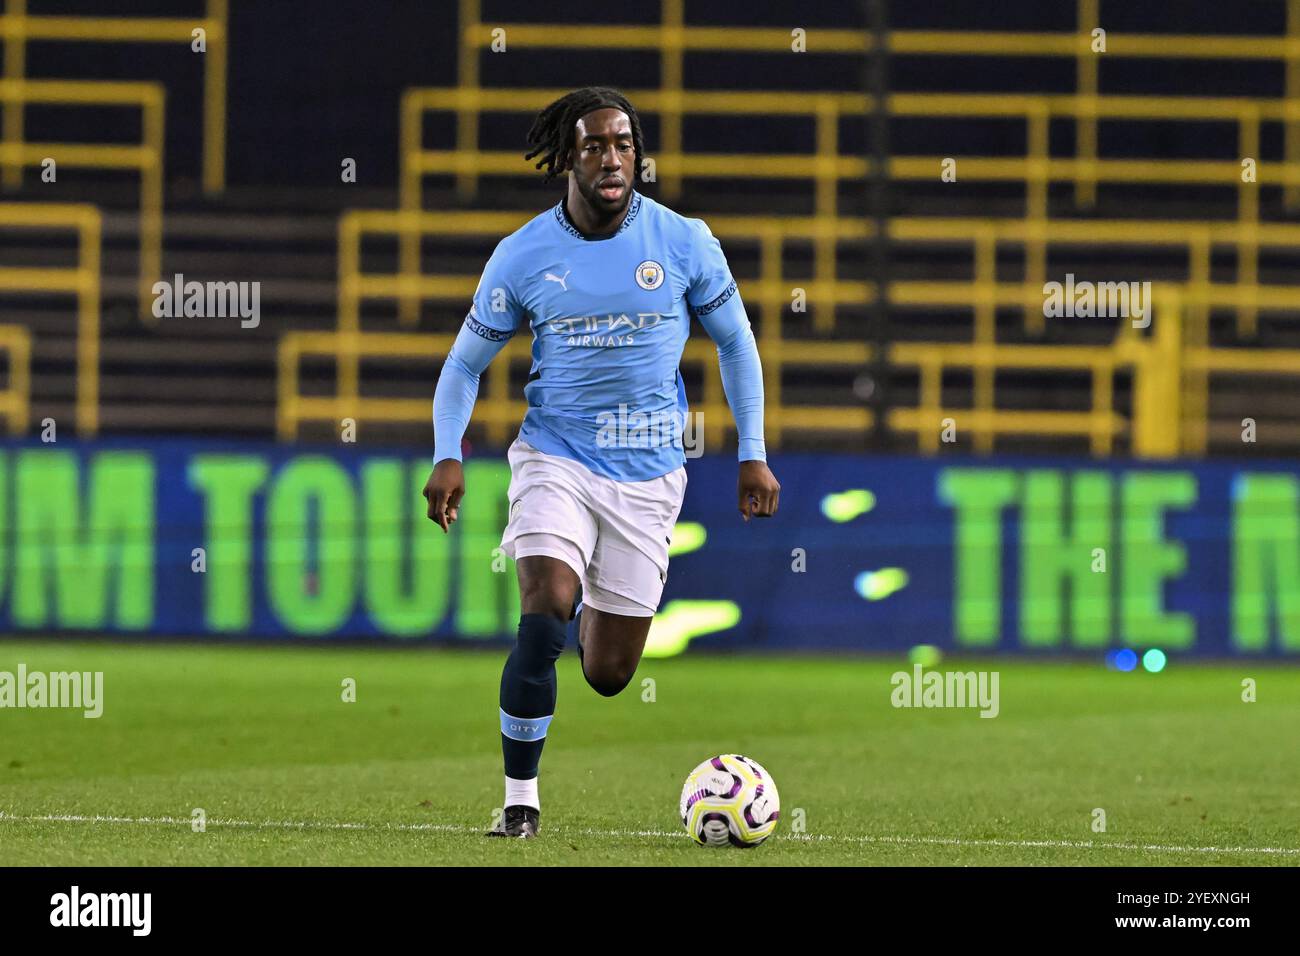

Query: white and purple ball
[679,754,780,847]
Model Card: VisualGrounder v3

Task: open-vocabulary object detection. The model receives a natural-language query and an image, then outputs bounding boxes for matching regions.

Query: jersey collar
[554,190,642,241]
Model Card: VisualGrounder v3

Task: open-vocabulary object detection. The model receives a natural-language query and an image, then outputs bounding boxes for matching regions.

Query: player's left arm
[687,221,780,521]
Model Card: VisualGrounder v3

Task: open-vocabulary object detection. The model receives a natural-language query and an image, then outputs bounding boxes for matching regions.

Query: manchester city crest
[635,259,665,290]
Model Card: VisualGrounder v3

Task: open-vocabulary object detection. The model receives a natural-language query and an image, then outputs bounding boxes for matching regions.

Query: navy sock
[499,613,568,780]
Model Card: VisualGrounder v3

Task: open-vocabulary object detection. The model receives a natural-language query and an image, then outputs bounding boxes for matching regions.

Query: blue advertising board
[0,438,1297,657]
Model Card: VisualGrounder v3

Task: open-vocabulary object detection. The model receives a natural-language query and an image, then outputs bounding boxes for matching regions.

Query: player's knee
[523,601,570,623]
[514,612,569,667]
[517,585,572,623]
[582,661,634,698]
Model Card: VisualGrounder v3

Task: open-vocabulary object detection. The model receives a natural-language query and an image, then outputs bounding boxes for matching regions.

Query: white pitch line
[0,812,467,833]
[783,832,1300,856]
[1,811,1297,857]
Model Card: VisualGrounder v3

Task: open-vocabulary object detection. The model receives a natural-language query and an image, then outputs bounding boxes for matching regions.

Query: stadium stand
[3,0,1300,459]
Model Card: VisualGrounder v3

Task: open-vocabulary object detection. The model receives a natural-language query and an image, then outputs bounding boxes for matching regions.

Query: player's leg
[574,464,687,696]
[488,550,580,838]
[575,601,653,697]
[491,439,597,837]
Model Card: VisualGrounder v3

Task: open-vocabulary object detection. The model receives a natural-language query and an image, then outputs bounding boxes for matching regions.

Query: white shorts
[499,438,688,617]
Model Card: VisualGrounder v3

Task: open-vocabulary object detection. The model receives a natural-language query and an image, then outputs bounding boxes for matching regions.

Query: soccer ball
[679,754,780,847]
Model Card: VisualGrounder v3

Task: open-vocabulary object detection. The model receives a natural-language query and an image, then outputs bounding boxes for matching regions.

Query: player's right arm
[423,242,526,532]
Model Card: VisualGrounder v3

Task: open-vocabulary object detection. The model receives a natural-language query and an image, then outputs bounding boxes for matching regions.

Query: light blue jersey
[433,190,766,481]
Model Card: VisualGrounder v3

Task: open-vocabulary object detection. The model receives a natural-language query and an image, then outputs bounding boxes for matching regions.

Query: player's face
[570,108,635,214]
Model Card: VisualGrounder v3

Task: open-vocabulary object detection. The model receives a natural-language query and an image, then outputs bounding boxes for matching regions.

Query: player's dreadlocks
[525,87,644,183]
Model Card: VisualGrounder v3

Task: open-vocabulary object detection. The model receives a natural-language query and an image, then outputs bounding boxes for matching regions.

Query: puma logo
[544,269,571,292]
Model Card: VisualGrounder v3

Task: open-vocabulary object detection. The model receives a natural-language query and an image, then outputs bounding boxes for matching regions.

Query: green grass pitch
[0,639,1296,866]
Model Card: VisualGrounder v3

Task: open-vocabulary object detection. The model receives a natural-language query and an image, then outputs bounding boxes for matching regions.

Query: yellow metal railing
[0,323,30,433]
[310,3,1300,457]
[277,330,873,449]
[0,0,227,192]
[0,79,162,317]
[447,0,1300,205]
[397,88,1300,334]
[890,288,1185,458]
[888,215,1300,336]
[452,0,865,203]
[886,92,1300,336]
[887,218,1300,455]
[423,1,1300,335]
[0,202,100,434]
[396,86,865,328]
[889,0,1300,208]
[298,204,1300,455]
[280,207,874,444]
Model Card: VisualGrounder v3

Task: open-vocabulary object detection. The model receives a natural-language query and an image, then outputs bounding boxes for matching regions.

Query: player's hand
[423,459,465,533]
[738,460,779,522]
